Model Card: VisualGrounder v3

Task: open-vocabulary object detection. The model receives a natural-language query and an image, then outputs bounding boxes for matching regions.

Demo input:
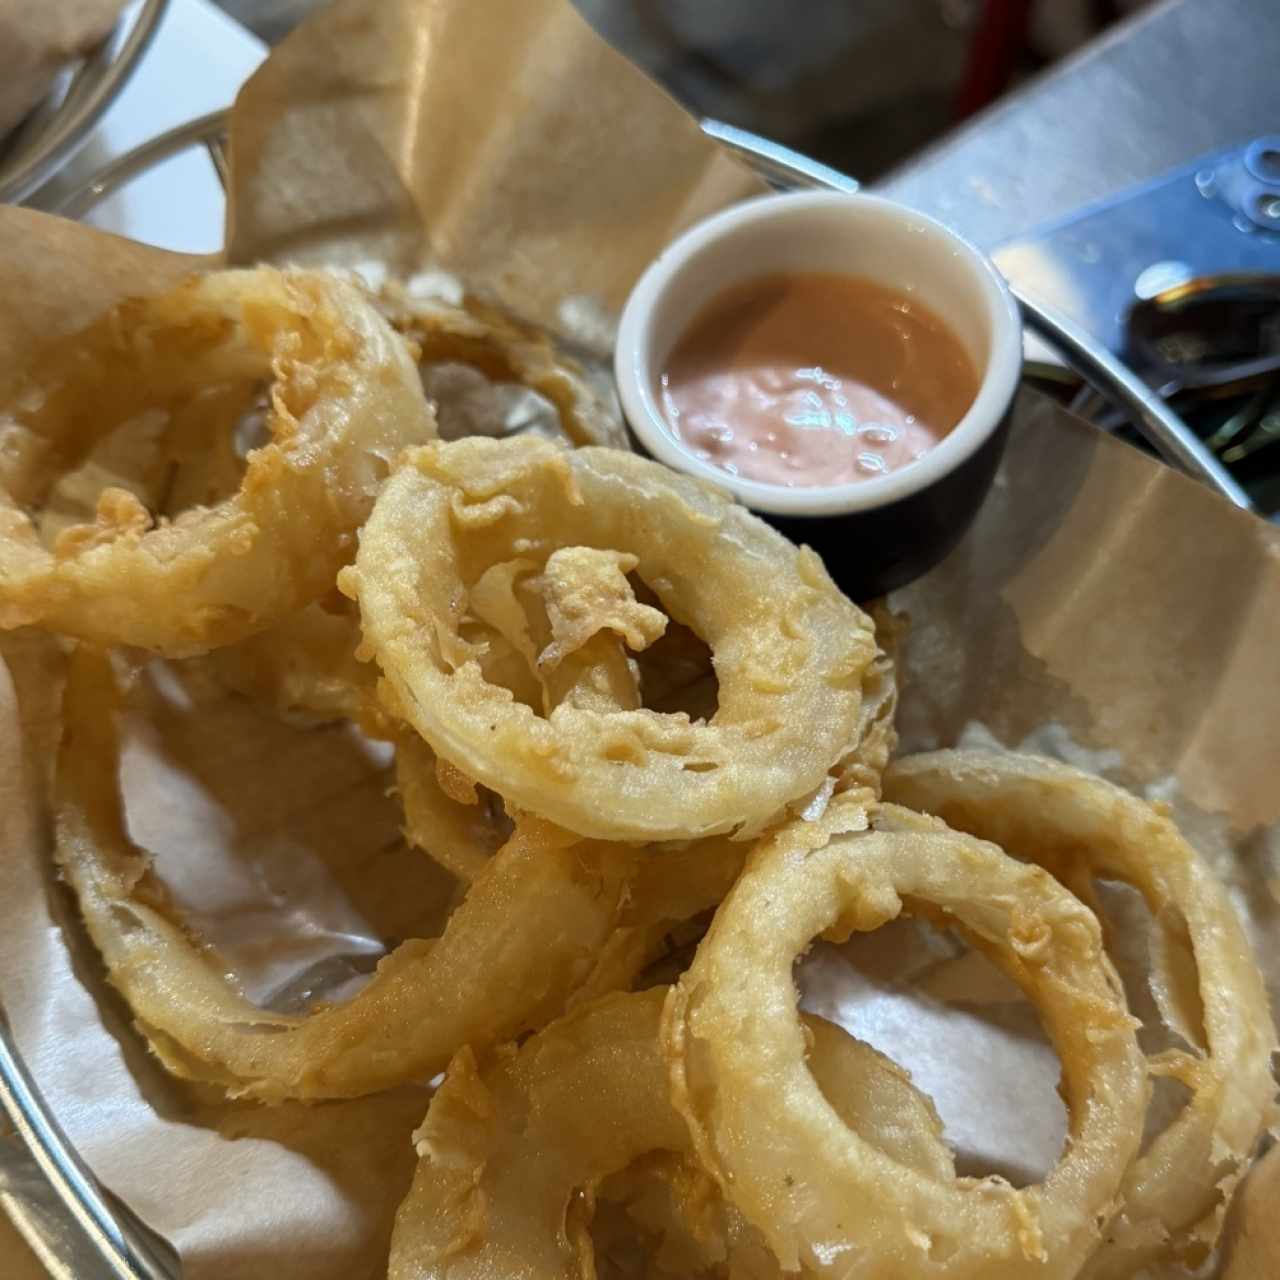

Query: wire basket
[0,108,1261,1280]
[0,0,169,205]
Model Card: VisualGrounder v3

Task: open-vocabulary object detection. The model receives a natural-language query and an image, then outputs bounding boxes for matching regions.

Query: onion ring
[1222,1144,1280,1280]
[0,267,435,656]
[204,587,545,735]
[530,546,666,712]
[388,988,954,1278]
[573,640,895,1003]
[572,632,895,1003]
[595,1014,956,1278]
[662,798,1149,1278]
[830,604,900,798]
[395,731,510,885]
[203,602,516,885]
[567,833,750,1009]
[591,1152,774,1279]
[199,594,381,728]
[342,436,877,841]
[882,749,1280,1276]
[467,549,658,716]
[54,646,641,1101]
[378,286,625,448]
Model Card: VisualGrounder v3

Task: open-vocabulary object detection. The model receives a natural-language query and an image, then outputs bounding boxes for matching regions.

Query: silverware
[1125,273,1280,398]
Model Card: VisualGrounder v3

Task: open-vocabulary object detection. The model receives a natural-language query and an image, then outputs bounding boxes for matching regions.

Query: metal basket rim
[0,0,170,206]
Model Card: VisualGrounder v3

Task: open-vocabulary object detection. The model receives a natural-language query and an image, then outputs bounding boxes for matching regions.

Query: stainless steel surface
[992,141,1280,358]
[3,1128,100,1280]
[880,0,1280,251]
[699,119,861,194]
[0,0,170,205]
[50,111,229,220]
[0,1016,176,1280]
[1016,292,1253,508]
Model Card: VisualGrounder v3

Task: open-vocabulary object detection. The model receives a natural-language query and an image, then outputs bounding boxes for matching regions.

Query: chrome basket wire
[0,0,169,206]
[0,104,1259,1280]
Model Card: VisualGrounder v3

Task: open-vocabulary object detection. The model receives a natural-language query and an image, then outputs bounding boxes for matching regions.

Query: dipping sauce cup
[615,192,1023,599]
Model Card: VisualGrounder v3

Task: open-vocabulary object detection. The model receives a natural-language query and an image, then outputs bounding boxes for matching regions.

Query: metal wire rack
[0,0,169,205]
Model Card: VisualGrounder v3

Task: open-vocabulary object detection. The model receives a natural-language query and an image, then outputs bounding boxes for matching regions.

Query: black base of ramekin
[765,407,1012,601]
[624,403,1013,605]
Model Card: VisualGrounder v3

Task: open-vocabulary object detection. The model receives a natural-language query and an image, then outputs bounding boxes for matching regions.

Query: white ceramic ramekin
[614,191,1022,596]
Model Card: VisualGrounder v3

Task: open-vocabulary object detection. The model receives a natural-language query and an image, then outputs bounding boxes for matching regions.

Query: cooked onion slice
[55,647,641,1102]
[663,799,1149,1279]
[199,595,382,728]
[378,287,625,448]
[395,732,509,885]
[388,988,953,1278]
[594,1013,957,1278]
[883,750,1280,1276]
[1222,1145,1280,1280]
[342,437,877,841]
[530,546,665,712]
[568,833,750,1008]
[0,267,435,656]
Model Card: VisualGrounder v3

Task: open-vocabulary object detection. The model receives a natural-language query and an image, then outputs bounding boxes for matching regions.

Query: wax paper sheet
[0,0,1276,1276]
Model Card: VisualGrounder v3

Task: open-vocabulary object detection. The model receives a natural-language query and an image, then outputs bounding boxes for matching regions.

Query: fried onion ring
[204,586,543,735]
[531,546,666,712]
[55,647,641,1101]
[829,604,900,798]
[568,833,750,1009]
[467,549,657,716]
[1222,1144,1280,1280]
[570,634,895,1001]
[662,799,1149,1278]
[882,749,1280,1276]
[388,988,954,1279]
[342,437,877,841]
[378,286,625,448]
[573,646,894,1003]
[199,594,382,728]
[594,1014,956,1279]
[591,1152,775,1279]
[202,599,515,886]
[0,267,434,655]
[395,732,510,885]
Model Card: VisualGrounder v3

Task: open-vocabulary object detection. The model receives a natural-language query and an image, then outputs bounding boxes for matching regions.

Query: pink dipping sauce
[659,272,979,488]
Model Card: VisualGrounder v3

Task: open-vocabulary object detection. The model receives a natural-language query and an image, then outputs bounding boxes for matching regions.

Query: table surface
[5,0,1280,1274]
[879,0,1280,249]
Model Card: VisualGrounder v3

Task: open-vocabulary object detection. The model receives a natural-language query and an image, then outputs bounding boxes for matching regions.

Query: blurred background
[214,0,1153,179]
